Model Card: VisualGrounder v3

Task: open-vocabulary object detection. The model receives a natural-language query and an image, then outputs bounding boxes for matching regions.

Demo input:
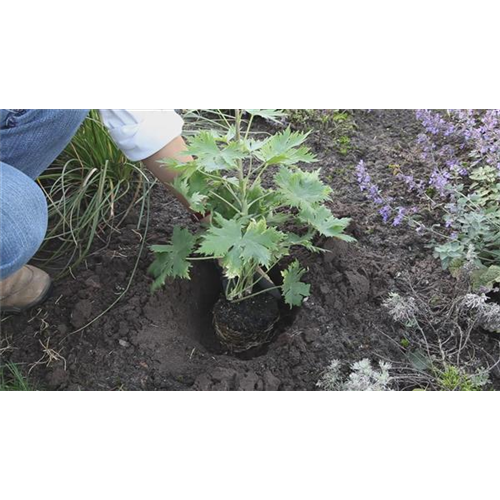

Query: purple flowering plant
[355,110,500,287]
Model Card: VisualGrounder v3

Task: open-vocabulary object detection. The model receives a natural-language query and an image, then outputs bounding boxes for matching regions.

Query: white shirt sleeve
[99,109,184,162]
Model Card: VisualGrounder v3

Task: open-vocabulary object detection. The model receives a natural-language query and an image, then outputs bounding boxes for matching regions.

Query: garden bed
[2,110,499,390]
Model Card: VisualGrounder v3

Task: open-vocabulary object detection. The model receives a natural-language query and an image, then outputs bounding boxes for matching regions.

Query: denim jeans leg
[0,163,48,279]
[0,109,89,179]
[0,109,89,279]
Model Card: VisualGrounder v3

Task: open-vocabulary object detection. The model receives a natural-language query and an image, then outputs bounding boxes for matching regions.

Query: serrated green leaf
[240,219,283,266]
[186,170,210,195]
[281,261,311,307]
[243,138,267,152]
[188,192,209,213]
[186,131,220,157]
[149,227,197,290]
[198,216,284,277]
[223,247,244,280]
[266,212,291,226]
[198,216,243,257]
[300,206,355,240]
[275,167,331,210]
[243,109,287,122]
[256,128,316,166]
[171,176,190,199]
[158,157,186,169]
[224,126,236,142]
[284,231,317,251]
[185,131,242,172]
[246,183,277,217]
[172,176,208,214]
[220,141,247,164]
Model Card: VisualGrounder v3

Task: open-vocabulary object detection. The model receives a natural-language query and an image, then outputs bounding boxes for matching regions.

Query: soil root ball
[213,294,280,353]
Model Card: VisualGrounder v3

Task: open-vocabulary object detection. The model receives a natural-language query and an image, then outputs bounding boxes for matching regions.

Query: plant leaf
[300,206,355,240]
[220,141,247,165]
[256,128,316,166]
[284,231,318,251]
[198,216,284,276]
[240,219,283,267]
[407,349,432,372]
[149,227,197,289]
[243,138,267,152]
[266,212,291,226]
[281,261,311,307]
[198,216,243,257]
[185,131,220,157]
[243,109,287,122]
[275,167,331,209]
[185,131,242,172]
[172,177,208,214]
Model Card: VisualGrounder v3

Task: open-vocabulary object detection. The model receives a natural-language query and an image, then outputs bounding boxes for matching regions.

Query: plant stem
[235,109,248,216]
[208,190,242,215]
[247,191,275,209]
[201,171,242,208]
[232,285,282,303]
[244,115,255,141]
[251,161,271,190]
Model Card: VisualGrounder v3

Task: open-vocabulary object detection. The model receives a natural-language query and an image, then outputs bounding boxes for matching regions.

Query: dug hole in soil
[3,110,499,391]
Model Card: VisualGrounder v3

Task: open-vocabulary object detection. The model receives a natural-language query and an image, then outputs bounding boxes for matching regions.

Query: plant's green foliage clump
[149,110,354,307]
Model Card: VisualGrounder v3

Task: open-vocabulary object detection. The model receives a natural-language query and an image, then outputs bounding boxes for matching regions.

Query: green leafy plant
[434,192,500,290]
[149,109,354,307]
[471,265,500,291]
[418,119,500,284]
[436,365,489,391]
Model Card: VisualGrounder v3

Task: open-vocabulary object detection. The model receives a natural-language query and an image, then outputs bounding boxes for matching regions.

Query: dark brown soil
[2,110,499,391]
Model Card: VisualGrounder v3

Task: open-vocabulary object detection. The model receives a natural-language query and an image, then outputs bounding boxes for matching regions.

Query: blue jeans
[0,110,89,279]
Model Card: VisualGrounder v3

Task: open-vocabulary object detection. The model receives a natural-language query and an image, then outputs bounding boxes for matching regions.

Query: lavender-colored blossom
[392,207,407,227]
[398,174,415,191]
[429,169,451,197]
[355,160,371,191]
[379,205,392,223]
[416,109,457,137]
[368,185,383,205]
[396,173,426,194]
[354,109,500,238]
[356,160,400,224]
[356,160,385,205]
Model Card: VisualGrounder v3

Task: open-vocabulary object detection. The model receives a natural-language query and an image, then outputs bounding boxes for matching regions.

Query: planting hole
[173,262,297,358]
